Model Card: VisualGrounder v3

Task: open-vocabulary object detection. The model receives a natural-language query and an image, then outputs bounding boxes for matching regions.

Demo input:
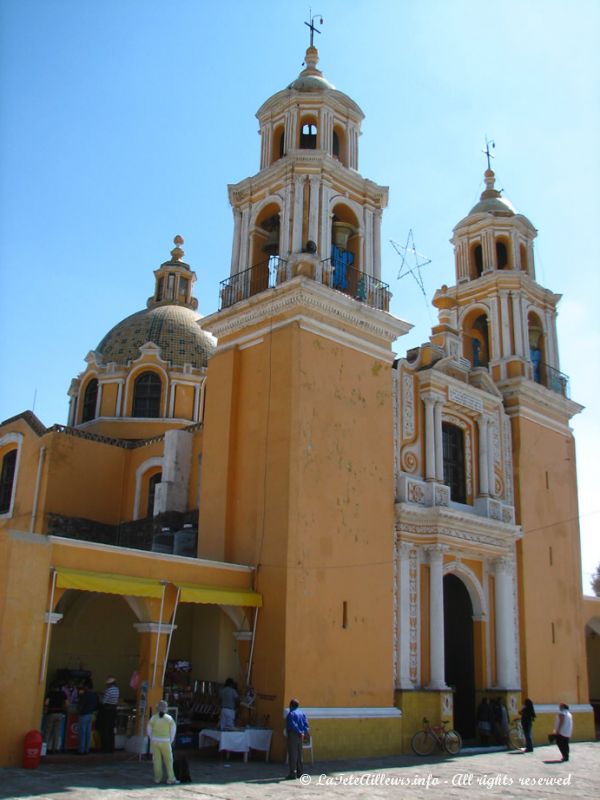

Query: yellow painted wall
[512,415,588,704]
[199,311,398,724]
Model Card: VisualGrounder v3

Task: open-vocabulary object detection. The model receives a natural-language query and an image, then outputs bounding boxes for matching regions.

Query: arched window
[442,423,466,504]
[496,240,508,269]
[0,449,17,514]
[147,471,162,517]
[81,378,98,423]
[300,122,317,149]
[132,372,162,418]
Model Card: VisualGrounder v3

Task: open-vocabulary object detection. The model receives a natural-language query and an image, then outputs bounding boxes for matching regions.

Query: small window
[333,130,340,157]
[443,423,466,504]
[166,273,175,299]
[132,372,162,418]
[147,472,162,517]
[300,123,317,149]
[0,449,17,514]
[279,131,285,158]
[81,378,98,423]
[156,277,164,301]
[178,276,188,301]
[520,243,528,272]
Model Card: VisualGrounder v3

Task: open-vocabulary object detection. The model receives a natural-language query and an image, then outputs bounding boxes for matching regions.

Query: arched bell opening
[299,115,318,150]
[271,123,285,164]
[528,311,545,385]
[249,203,281,298]
[463,310,490,368]
[443,574,476,740]
[519,243,529,273]
[330,203,361,298]
[332,125,347,166]
[496,237,510,270]
[470,243,483,279]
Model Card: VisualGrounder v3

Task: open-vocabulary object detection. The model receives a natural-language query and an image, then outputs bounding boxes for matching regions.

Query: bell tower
[432,166,588,710]
[224,44,388,308]
[198,39,409,755]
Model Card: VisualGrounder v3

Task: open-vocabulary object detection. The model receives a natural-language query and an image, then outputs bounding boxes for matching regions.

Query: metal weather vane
[483,136,495,170]
[390,231,432,299]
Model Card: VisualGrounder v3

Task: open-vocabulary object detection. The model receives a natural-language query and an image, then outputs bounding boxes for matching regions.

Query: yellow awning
[55,568,164,599]
[176,583,262,608]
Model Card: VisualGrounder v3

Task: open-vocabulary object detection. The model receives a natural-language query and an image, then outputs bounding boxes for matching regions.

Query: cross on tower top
[304,11,324,47]
[483,137,495,171]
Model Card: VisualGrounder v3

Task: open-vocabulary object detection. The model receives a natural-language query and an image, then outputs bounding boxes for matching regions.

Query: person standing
[285,698,309,780]
[77,679,98,754]
[147,700,179,785]
[219,678,239,730]
[44,683,67,753]
[476,697,493,746]
[519,698,536,752]
[99,676,119,753]
[553,703,573,762]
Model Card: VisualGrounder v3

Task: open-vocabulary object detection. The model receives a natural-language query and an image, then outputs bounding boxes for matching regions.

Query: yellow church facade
[0,45,594,766]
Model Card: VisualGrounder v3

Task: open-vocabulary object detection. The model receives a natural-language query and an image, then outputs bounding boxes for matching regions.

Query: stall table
[199,728,272,761]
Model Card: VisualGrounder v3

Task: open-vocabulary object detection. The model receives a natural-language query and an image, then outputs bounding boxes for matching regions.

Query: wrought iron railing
[320,258,391,311]
[534,361,570,398]
[219,257,283,309]
[219,256,391,312]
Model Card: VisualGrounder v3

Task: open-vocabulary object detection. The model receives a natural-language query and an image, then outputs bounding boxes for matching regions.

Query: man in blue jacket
[285,698,309,779]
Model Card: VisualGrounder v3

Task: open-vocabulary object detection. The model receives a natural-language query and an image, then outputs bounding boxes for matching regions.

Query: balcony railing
[219,256,391,312]
[534,361,570,398]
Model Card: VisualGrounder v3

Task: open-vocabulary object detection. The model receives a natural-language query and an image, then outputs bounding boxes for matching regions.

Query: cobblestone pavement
[1,742,598,800]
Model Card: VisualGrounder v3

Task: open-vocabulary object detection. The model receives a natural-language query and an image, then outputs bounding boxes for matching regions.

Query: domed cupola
[68,237,215,431]
[451,168,538,283]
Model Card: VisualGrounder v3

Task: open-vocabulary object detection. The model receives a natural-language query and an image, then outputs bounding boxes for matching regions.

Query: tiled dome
[96,304,215,368]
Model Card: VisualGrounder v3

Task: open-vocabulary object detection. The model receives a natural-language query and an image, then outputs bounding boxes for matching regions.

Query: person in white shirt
[553,703,573,762]
[146,700,179,785]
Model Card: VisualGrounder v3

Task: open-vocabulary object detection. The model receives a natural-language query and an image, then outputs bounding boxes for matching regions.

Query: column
[500,292,511,358]
[487,418,496,497]
[511,293,524,356]
[238,207,250,274]
[423,396,436,481]
[230,208,242,274]
[488,297,500,361]
[434,400,444,482]
[397,542,413,688]
[427,546,447,690]
[96,383,103,418]
[292,177,304,253]
[494,557,519,688]
[373,209,382,280]
[478,414,489,496]
[308,176,320,244]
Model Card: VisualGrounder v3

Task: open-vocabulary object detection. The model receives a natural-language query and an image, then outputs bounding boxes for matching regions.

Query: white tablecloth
[199,728,273,761]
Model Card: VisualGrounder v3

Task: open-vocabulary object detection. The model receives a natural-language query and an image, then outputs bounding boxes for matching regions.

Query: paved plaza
[1,742,599,800]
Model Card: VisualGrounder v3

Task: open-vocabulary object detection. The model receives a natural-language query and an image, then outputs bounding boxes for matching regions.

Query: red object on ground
[23,730,43,769]
[65,713,80,750]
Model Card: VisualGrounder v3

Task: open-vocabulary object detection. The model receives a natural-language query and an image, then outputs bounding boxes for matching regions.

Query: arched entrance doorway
[444,574,475,739]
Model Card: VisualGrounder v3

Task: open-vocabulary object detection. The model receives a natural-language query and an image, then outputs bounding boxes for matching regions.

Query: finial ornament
[482,137,495,171]
[304,10,324,48]
[171,234,185,261]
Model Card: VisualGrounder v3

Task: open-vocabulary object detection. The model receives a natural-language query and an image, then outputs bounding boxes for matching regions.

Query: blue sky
[1,0,599,591]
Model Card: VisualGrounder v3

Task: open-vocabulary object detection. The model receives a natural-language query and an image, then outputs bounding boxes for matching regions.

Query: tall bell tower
[433,166,588,709]
[197,39,410,756]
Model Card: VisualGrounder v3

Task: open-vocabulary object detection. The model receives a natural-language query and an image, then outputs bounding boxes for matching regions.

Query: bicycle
[508,717,526,750]
[411,717,462,756]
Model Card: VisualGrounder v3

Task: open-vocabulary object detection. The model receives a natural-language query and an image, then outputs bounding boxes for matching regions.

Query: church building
[0,41,594,765]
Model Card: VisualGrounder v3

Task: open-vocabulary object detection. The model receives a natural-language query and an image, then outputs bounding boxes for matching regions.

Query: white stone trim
[534,704,593,714]
[44,612,63,624]
[133,457,163,521]
[290,707,402,719]
[47,535,255,572]
[0,431,23,520]
[134,622,177,634]
[442,560,486,617]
